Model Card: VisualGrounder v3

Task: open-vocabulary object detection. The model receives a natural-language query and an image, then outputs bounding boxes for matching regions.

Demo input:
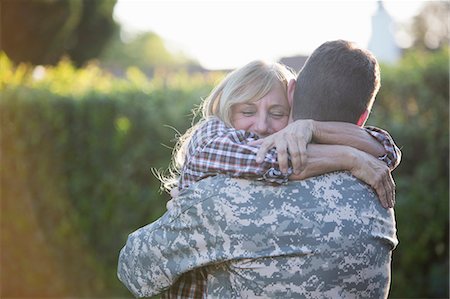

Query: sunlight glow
[114,0,425,70]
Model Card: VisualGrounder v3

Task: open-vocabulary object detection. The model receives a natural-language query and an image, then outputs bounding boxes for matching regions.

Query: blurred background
[0,0,448,298]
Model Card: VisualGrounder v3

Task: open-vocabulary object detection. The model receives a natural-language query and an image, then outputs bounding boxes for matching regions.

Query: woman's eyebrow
[269,104,288,109]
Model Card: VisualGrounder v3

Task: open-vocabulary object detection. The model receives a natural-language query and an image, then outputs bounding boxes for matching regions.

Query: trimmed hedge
[372,48,449,298]
[1,54,220,297]
[1,48,448,298]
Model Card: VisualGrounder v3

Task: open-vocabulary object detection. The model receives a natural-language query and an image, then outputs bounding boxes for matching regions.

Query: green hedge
[372,48,449,298]
[1,49,448,298]
[1,54,220,297]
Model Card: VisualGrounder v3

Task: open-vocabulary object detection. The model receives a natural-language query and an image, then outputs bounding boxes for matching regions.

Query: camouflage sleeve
[117,195,227,297]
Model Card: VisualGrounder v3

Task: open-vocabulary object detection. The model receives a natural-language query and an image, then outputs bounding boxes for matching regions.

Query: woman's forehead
[241,97,289,109]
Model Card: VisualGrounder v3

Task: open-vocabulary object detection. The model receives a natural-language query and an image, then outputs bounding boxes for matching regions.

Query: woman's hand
[349,150,396,209]
[252,119,315,174]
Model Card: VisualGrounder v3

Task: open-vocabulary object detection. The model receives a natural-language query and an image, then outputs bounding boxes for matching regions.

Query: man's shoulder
[174,172,377,211]
[292,171,377,199]
[185,172,374,196]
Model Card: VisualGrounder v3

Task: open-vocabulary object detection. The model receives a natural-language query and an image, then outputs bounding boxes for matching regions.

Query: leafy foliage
[370,47,449,298]
[0,47,448,298]
[0,53,221,297]
[0,0,117,66]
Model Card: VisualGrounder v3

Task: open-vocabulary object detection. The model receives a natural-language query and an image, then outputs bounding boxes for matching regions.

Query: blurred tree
[66,0,118,66]
[100,31,200,71]
[409,1,449,51]
[374,47,449,298]
[0,0,117,66]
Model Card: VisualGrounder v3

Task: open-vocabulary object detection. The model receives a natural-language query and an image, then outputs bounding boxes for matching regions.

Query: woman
[160,60,400,298]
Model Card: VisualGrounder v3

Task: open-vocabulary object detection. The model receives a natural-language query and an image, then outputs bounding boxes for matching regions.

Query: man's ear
[287,79,296,107]
[356,109,370,127]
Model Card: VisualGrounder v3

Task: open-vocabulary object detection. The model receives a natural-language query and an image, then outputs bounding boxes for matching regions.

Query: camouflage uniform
[118,172,398,298]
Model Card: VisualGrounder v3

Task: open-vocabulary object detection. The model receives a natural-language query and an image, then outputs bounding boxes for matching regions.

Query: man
[118,40,399,298]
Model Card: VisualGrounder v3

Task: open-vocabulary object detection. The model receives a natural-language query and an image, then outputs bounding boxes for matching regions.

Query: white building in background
[368,1,402,64]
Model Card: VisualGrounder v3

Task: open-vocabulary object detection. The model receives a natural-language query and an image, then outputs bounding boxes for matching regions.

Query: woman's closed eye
[269,110,288,119]
[242,110,256,116]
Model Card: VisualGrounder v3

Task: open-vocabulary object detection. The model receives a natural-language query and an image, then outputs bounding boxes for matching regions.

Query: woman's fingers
[351,155,394,209]
[385,172,396,208]
[381,178,390,209]
[248,139,264,146]
[286,136,301,174]
[255,137,274,163]
[254,121,314,175]
[275,138,289,174]
[375,167,396,209]
[297,139,308,172]
[374,180,388,209]
[257,135,302,174]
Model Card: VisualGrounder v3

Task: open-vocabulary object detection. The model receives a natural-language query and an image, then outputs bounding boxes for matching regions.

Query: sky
[113,0,426,70]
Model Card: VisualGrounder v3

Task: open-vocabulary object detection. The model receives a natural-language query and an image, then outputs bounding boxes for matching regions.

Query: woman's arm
[289,144,395,209]
[312,121,401,169]
[254,119,401,174]
[312,121,384,157]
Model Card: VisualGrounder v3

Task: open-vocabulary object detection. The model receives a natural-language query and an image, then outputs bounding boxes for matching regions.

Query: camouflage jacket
[117,172,398,298]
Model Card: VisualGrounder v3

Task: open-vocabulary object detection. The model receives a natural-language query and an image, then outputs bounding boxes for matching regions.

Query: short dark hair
[292,40,380,124]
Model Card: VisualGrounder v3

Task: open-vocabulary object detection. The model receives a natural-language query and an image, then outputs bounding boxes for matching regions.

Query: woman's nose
[253,114,270,137]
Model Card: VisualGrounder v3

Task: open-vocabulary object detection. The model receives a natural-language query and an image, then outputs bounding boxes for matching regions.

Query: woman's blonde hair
[160,60,296,192]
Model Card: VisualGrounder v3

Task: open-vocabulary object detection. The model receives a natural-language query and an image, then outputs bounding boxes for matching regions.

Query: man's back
[117,173,397,298]
[193,173,398,298]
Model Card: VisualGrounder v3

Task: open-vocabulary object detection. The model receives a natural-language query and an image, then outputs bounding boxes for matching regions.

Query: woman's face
[230,82,291,138]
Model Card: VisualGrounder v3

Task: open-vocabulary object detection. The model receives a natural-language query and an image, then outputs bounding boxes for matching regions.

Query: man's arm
[117,198,225,297]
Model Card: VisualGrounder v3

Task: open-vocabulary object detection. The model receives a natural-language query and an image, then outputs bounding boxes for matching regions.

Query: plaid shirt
[365,125,401,169]
[160,269,206,299]
[178,118,290,191]
[162,117,401,299]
